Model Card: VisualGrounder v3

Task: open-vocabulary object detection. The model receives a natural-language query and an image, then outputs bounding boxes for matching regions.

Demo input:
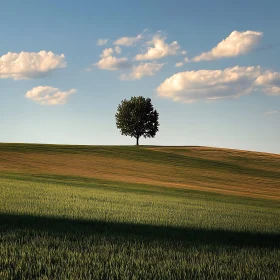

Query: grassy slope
[0,143,280,279]
[1,143,279,200]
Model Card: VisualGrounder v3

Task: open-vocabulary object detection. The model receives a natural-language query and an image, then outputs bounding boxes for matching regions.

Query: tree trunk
[136,136,139,146]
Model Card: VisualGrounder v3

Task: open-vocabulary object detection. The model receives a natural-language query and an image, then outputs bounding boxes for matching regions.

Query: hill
[0,143,279,279]
[1,143,279,200]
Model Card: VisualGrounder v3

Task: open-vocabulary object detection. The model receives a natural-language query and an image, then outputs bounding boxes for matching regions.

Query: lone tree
[115,96,159,145]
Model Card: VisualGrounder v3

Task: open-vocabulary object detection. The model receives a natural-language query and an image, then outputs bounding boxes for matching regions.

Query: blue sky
[0,0,279,153]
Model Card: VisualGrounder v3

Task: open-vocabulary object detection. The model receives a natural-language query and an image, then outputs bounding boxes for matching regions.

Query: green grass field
[0,143,280,279]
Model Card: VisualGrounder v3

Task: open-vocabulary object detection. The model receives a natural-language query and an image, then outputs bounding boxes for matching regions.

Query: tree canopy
[115,96,159,145]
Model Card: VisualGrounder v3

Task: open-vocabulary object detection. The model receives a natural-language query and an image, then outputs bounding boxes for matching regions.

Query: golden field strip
[0,143,279,200]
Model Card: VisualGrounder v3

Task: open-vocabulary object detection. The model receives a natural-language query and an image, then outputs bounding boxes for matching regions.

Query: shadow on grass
[1,213,279,248]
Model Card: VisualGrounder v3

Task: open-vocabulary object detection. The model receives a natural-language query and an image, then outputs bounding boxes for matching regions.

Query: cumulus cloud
[157,66,280,103]
[255,71,280,85]
[192,30,263,62]
[135,35,181,61]
[114,34,142,46]
[0,51,66,80]
[255,71,280,96]
[175,62,183,67]
[25,86,76,105]
[97,38,109,46]
[95,47,130,70]
[95,56,129,70]
[263,87,280,96]
[101,48,114,57]
[115,46,122,54]
[121,62,163,80]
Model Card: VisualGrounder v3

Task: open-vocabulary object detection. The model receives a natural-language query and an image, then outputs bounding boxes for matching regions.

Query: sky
[0,0,279,154]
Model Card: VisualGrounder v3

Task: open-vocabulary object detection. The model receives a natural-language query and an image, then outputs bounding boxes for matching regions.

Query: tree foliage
[115,96,159,145]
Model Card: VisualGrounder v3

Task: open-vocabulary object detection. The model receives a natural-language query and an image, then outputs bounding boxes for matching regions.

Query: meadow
[0,143,279,279]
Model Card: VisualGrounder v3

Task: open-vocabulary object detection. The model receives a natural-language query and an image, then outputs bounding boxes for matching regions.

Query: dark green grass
[1,213,279,280]
[1,172,280,279]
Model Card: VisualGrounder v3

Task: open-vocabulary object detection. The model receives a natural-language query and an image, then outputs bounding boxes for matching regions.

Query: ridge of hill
[0,143,279,200]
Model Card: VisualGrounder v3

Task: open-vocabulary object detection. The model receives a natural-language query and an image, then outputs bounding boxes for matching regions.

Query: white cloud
[114,34,142,46]
[135,35,181,61]
[95,47,130,71]
[175,62,183,67]
[101,48,114,58]
[95,56,129,70]
[25,86,76,105]
[121,62,163,80]
[263,87,280,96]
[157,66,280,103]
[97,38,109,46]
[255,71,280,85]
[0,51,66,80]
[193,30,263,62]
[255,71,280,96]
[115,46,122,54]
